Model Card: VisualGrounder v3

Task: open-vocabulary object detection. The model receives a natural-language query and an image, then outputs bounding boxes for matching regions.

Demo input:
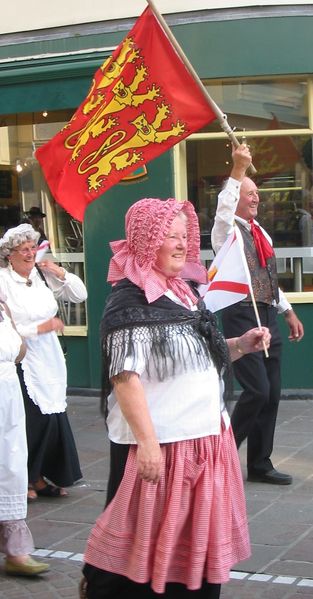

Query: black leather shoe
[247,468,292,485]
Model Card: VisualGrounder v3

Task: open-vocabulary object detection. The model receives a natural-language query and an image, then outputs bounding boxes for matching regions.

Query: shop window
[199,78,309,134]
[0,110,87,328]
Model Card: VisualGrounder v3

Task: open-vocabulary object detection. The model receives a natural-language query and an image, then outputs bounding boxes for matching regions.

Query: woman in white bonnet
[0,223,87,501]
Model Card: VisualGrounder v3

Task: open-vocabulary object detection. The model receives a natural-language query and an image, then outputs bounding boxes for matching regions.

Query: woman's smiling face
[9,240,37,277]
[155,214,187,278]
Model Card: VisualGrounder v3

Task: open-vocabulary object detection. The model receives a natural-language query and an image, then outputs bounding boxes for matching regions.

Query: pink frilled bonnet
[107,198,208,305]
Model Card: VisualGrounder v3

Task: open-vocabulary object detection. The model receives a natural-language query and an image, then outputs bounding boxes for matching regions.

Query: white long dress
[0,309,28,521]
[0,307,34,556]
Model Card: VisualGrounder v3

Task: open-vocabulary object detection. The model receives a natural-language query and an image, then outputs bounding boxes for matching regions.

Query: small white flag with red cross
[199,229,251,313]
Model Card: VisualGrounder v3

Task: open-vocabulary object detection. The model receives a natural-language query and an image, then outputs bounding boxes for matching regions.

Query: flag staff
[146,0,256,175]
[236,226,269,357]
[249,287,269,358]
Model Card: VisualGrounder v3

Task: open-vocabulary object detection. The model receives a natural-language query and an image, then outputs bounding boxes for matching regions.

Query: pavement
[1,395,313,599]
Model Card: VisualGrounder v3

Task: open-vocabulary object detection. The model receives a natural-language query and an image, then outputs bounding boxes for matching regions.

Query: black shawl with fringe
[100,279,232,418]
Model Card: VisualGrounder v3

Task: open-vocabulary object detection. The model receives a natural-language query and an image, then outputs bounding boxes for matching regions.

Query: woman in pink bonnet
[81,198,271,599]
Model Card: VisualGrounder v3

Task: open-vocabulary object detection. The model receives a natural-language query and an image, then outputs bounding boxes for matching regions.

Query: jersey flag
[35,6,217,221]
[199,230,251,313]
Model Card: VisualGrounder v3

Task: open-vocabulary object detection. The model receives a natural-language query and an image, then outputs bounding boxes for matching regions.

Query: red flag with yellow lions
[35,6,217,221]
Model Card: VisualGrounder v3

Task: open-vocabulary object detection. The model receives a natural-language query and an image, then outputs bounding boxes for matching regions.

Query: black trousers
[222,303,282,473]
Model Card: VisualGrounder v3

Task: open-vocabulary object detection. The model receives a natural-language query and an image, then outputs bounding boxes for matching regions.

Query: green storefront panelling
[84,152,174,387]
[173,16,313,78]
[2,15,313,80]
[278,305,312,390]
[65,336,90,388]
[0,31,124,62]
[230,304,312,394]
[0,13,312,389]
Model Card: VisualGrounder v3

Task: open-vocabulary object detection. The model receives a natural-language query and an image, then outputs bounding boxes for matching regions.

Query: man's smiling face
[236,177,260,222]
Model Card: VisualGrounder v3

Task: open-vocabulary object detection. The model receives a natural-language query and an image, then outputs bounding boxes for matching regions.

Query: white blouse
[106,291,230,444]
[0,265,87,414]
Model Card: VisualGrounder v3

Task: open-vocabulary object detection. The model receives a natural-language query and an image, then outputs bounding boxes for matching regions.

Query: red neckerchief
[249,220,274,268]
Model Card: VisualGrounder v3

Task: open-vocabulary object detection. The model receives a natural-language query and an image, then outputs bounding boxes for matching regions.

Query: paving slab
[1,396,313,598]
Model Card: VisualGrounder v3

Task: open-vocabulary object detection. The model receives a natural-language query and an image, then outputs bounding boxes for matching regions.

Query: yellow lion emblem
[82,37,140,115]
[77,104,185,191]
[65,65,160,161]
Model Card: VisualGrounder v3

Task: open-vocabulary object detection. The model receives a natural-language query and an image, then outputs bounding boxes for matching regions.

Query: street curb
[68,387,313,399]
[68,387,100,397]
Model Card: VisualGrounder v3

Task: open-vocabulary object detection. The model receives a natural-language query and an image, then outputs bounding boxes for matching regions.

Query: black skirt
[82,566,221,599]
[17,364,82,487]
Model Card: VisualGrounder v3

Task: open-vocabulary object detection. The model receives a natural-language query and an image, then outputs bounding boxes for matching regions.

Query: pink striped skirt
[84,425,250,594]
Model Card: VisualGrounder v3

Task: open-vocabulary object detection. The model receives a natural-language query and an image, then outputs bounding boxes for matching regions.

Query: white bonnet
[0,223,37,247]
[0,223,40,267]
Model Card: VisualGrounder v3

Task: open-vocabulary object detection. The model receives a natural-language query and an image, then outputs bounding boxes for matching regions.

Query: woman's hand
[228,326,271,361]
[240,326,271,353]
[37,317,64,335]
[136,438,163,484]
[15,338,27,363]
[37,260,66,281]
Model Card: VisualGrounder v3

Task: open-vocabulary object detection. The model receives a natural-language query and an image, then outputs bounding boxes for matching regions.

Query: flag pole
[236,226,269,357]
[146,0,256,174]
[249,287,269,358]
